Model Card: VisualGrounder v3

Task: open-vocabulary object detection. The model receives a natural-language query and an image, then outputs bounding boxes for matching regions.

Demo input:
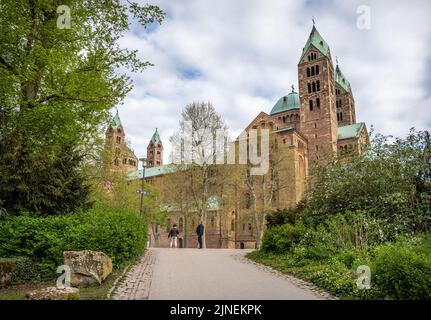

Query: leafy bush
[372,241,431,299]
[0,204,147,280]
[265,201,306,228]
[0,257,38,283]
[261,221,306,253]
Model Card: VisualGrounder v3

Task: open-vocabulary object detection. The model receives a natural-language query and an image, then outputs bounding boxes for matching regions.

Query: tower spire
[147,128,163,168]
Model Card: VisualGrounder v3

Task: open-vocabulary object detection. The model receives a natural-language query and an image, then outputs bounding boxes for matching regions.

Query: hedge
[0,204,147,280]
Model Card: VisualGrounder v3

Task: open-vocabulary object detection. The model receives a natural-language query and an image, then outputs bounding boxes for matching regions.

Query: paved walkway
[112,248,332,300]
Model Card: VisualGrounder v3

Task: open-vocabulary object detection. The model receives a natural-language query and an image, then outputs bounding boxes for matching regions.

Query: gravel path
[112,248,332,300]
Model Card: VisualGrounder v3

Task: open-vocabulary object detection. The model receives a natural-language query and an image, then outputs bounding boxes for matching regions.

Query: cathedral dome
[270,88,300,115]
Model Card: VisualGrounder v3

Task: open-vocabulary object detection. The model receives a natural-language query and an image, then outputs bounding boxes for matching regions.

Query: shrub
[0,203,147,280]
[0,257,38,283]
[372,242,431,299]
[261,221,306,253]
[265,201,306,228]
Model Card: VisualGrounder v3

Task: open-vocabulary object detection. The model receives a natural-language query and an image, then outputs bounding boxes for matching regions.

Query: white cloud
[116,0,431,163]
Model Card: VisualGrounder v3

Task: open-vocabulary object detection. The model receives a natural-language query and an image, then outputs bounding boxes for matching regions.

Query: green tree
[307,129,431,235]
[0,0,165,214]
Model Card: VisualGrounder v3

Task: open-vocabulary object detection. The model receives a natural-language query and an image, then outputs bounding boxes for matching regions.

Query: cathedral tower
[146,128,163,168]
[105,112,138,172]
[298,26,338,162]
[335,63,356,126]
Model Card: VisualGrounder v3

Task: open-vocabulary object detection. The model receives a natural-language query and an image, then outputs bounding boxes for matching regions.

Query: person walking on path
[196,222,204,249]
[168,224,180,248]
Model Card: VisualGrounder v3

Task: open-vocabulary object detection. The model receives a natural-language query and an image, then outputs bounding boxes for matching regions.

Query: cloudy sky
[115,0,431,164]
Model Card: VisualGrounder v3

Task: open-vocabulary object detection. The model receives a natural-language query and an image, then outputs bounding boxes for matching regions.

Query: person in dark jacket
[168,224,179,248]
[196,222,204,249]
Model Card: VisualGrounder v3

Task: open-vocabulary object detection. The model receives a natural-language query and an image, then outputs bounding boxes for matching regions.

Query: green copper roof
[128,164,172,180]
[150,128,163,146]
[110,112,122,130]
[300,26,331,61]
[335,65,351,92]
[338,123,364,140]
[270,87,300,115]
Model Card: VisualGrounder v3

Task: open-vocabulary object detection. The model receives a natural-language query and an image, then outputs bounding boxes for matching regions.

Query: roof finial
[115,106,119,115]
[312,16,316,26]
[291,84,295,93]
[336,56,339,66]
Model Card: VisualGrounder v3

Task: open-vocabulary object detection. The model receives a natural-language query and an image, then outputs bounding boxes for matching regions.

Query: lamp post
[139,158,147,218]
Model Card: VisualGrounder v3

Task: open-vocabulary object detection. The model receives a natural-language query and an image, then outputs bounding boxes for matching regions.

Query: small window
[311,66,315,76]
[308,83,311,93]
[315,133,318,139]
[316,145,319,152]
[317,81,320,91]
[316,98,321,108]
[316,65,320,75]
[312,82,316,92]
[307,68,311,77]
[314,123,317,129]
[309,100,313,111]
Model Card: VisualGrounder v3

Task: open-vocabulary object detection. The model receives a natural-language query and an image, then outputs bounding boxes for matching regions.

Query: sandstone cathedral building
[105,26,369,249]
